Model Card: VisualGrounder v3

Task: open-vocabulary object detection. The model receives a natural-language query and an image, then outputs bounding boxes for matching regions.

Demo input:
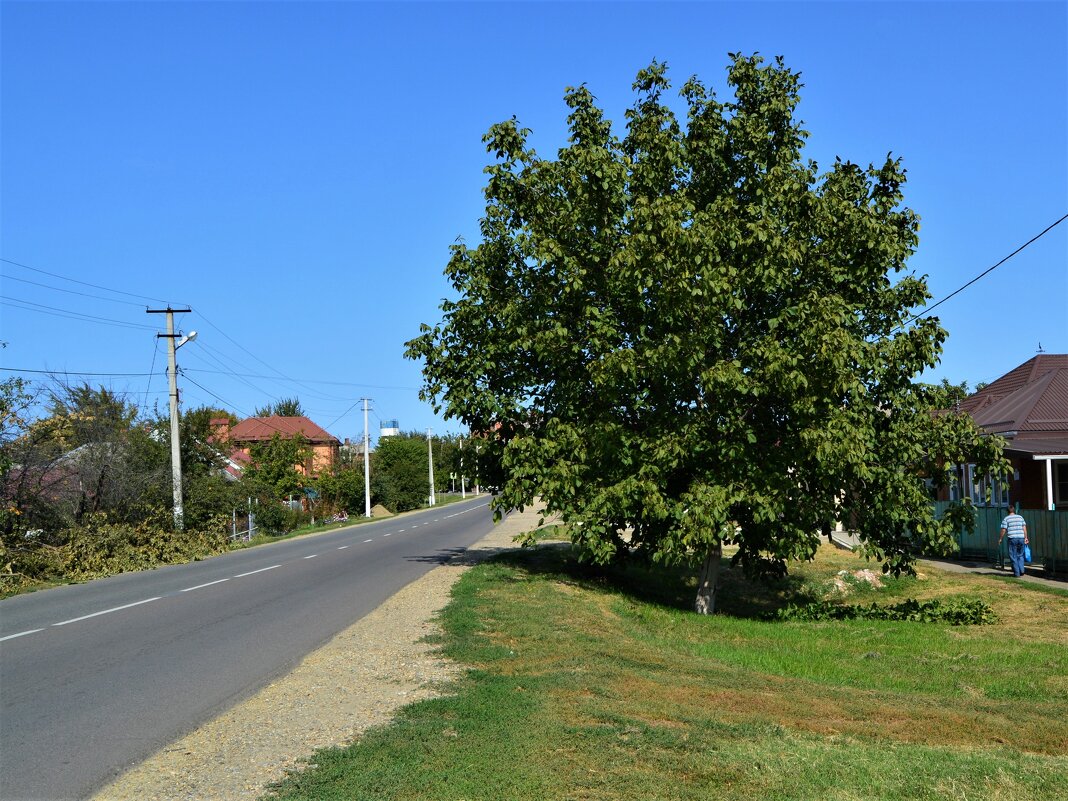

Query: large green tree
[407,55,1006,613]
[243,433,311,500]
[371,433,432,513]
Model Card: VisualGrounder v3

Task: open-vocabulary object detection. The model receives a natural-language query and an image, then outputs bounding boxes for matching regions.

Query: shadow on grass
[485,543,812,620]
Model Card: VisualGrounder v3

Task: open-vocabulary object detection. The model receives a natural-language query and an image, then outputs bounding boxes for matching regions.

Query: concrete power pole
[427,428,436,506]
[362,398,372,518]
[147,307,193,531]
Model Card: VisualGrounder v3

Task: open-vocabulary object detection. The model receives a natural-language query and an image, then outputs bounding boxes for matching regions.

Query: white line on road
[233,565,281,578]
[303,554,318,559]
[398,529,406,532]
[180,578,230,593]
[0,629,43,642]
[364,539,373,543]
[337,545,349,550]
[52,597,162,627]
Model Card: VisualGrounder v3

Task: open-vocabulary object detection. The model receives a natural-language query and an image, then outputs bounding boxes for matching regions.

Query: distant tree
[254,398,304,417]
[243,433,310,500]
[41,382,138,451]
[20,382,157,527]
[1,364,35,543]
[407,55,1007,613]
[920,379,971,410]
[179,406,238,477]
[313,466,366,516]
[371,433,430,512]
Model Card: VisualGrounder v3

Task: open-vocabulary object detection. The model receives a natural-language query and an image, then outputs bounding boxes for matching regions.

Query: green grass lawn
[266,543,1068,801]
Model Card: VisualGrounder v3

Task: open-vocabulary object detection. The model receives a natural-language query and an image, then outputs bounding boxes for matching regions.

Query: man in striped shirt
[998,505,1029,577]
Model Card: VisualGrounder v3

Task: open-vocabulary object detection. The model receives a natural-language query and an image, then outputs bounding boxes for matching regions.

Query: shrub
[773,596,997,625]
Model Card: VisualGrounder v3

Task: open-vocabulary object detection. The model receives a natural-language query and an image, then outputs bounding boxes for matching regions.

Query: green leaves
[407,55,1003,612]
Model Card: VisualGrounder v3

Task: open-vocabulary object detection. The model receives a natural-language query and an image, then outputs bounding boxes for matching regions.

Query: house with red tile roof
[219,415,341,478]
[950,355,1068,511]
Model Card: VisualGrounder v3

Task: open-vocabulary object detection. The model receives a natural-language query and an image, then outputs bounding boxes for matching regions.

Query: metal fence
[934,501,1066,574]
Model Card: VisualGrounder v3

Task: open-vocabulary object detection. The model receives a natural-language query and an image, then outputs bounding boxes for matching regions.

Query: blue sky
[2,1,1066,444]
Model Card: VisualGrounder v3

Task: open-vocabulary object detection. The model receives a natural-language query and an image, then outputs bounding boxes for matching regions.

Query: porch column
[1045,458,1055,511]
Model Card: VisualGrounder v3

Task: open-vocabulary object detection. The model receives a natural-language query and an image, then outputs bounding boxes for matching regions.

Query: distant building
[945,355,1068,511]
[220,416,341,477]
[380,419,400,438]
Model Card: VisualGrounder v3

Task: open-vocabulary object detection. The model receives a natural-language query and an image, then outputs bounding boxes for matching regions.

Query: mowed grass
[267,544,1068,801]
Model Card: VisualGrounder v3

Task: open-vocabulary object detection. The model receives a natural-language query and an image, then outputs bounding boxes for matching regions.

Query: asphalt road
[0,496,494,801]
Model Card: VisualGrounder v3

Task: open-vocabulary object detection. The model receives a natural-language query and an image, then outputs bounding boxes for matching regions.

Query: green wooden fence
[934,501,1066,574]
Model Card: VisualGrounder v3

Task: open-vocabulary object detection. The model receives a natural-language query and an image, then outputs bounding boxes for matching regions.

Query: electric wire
[181,341,283,406]
[0,367,157,377]
[898,211,1068,331]
[323,400,362,431]
[179,372,339,439]
[0,257,179,306]
[143,339,161,416]
[1,296,159,331]
[180,367,418,391]
[190,307,366,402]
[0,273,150,307]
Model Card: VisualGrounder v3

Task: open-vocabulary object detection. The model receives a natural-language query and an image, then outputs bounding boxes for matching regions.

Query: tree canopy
[406,54,1006,613]
[254,397,304,418]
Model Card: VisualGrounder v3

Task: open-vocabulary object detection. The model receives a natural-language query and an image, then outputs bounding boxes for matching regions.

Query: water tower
[380,418,400,438]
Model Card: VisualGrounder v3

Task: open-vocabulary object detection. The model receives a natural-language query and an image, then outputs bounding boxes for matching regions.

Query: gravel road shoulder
[93,504,554,801]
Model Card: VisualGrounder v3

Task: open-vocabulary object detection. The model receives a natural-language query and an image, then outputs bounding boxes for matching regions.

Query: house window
[951,463,1008,506]
[1056,460,1068,508]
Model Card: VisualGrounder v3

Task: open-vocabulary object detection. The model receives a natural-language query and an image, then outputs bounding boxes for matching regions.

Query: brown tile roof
[958,355,1068,436]
[229,416,340,445]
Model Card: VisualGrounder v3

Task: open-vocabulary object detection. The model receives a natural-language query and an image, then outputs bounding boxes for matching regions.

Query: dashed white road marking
[180,578,230,593]
[233,565,280,578]
[0,629,43,642]
[4,501,491,640]
[52,597,162,627]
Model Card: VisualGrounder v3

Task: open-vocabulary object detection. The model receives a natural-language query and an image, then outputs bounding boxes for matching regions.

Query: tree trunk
[694,543,722,615]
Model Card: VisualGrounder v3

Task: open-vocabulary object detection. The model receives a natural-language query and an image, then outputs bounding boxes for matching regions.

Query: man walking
[998,503,1029,577]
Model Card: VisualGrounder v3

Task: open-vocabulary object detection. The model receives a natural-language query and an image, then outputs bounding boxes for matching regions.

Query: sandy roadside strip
[93,503,553,801]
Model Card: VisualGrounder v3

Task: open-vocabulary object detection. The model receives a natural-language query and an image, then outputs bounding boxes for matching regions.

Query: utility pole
[362,398,372,518]
[427,428,436,506]
[147,307,193,530]
[460,436,466,499]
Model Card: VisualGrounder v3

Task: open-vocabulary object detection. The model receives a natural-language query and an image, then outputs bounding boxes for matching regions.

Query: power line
[1,296,158,331]
[190,307,362,402]
[143,339,162,415]
[0,273,149,307]
[180,367,418,391]
[0,367,157,377]
[0,257,178,305]
[324,400,362,430]
[192,308,304,384]
[181,342,283,406]
[900,211,1068,330]
[180,372,343,439]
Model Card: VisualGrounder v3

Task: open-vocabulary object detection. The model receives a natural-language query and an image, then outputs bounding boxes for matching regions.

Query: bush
[772,596,998,625]
[0,510,230,591]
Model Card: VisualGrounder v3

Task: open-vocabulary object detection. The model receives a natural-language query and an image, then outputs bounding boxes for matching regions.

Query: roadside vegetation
[267,542,1068,801]
[0,372,483,595]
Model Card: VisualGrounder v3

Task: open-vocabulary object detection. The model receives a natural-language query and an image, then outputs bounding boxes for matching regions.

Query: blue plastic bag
[1024,544,1032,564]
